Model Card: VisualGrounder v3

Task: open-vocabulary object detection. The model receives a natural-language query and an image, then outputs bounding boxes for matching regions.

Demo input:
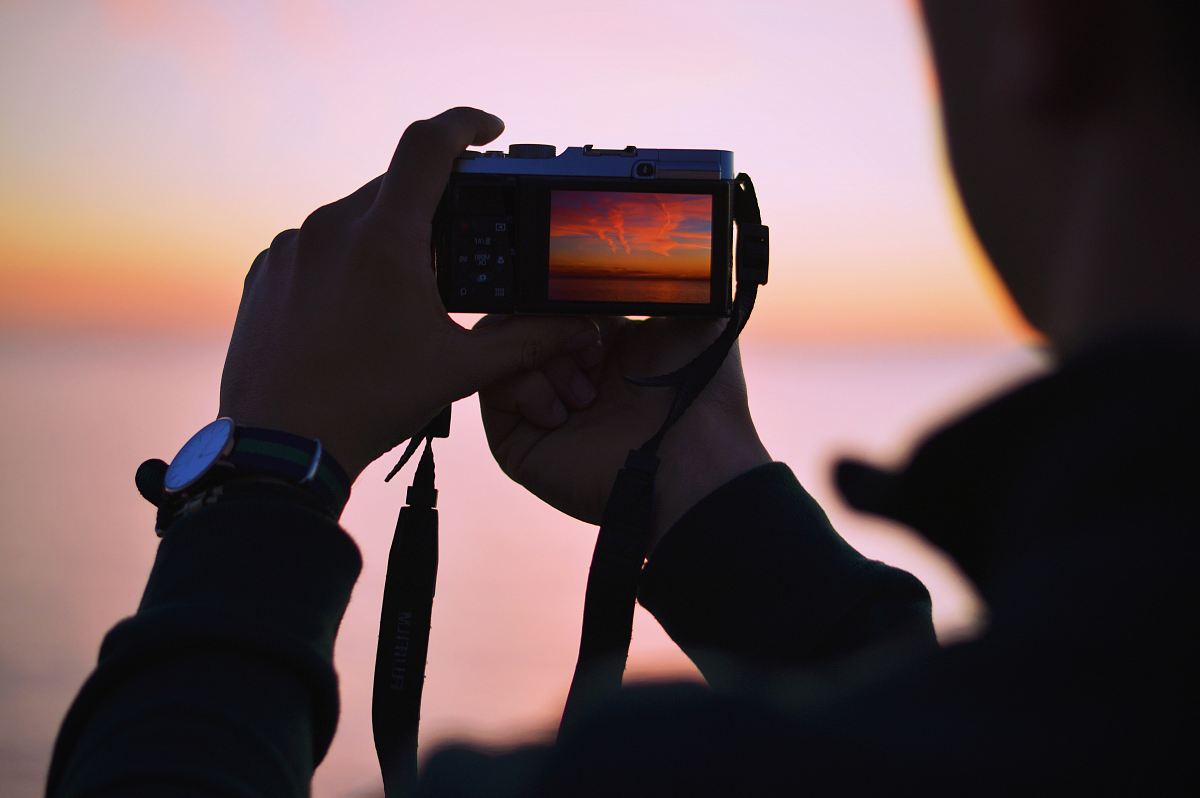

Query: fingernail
[549,399,569,426]
[571,374,596,405]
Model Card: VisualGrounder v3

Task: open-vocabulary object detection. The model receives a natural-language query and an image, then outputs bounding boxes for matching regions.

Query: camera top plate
[452,145,735,180]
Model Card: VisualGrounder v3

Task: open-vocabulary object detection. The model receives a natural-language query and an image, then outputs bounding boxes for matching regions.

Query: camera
[434,145,737,316]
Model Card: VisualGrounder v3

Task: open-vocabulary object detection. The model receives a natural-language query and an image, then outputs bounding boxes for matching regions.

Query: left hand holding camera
[219,107,600,484]
[480,316,771,550]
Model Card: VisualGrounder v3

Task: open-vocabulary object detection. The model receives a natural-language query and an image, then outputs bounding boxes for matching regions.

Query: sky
[549,191,712,278]
[0,0,1030,342]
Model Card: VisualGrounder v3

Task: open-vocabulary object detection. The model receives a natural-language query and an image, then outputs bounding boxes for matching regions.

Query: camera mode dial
[507,144,557,159]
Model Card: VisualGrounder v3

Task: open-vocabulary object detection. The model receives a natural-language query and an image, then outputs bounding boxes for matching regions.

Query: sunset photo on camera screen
[548,191,712,303]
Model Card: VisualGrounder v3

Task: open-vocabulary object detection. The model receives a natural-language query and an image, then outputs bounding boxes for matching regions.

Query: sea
[0,332,1045,797]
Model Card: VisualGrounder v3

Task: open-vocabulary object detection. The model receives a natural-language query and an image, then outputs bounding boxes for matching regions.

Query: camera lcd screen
[548,190,713,304]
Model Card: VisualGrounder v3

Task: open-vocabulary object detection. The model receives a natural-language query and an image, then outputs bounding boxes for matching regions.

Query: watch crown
[135,458,168,507]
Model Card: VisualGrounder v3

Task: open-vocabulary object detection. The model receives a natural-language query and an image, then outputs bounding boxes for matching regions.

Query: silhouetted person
[45,2,1199,795]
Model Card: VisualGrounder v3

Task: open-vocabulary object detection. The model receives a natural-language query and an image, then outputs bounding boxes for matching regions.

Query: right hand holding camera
[480,316,771,549]
[218,108,599,483]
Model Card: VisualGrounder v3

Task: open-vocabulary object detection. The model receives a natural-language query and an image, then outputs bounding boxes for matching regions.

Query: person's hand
[479,316,771,549]
[219,107,599,482]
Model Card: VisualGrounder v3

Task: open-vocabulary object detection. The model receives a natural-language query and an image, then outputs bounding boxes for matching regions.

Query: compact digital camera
[434,145,738,316]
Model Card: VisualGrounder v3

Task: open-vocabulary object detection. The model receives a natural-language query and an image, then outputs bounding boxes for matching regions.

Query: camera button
[507,144,556,159]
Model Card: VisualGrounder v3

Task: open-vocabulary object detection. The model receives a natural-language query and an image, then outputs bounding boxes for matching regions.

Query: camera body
[434,145,736,316]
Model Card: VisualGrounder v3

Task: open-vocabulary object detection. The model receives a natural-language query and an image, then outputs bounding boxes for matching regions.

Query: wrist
[157,475,347,535]
[650,411,771,551]
[155,417,355,535]
[216,403,366,484]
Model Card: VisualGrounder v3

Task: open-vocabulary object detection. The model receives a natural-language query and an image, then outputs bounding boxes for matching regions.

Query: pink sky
[0,0,1028,342]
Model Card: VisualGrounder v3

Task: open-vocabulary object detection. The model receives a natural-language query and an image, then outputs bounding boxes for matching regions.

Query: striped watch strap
[227,427,351,516]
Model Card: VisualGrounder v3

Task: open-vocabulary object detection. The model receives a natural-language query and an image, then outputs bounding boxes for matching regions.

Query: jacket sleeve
[45,489,362,798]
[638,463,935,683]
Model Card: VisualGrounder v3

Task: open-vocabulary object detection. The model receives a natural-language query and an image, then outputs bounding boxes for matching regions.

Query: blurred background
[0,1,1043,795]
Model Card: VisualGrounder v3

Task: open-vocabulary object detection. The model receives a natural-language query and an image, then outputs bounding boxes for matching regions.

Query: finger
[297,176,385,254]
[471,313,509,333]
[372,107,505,228]
[476,314,606,371]
[340,173,387,216]
[482,369,567,429]
[571,339,605,371]
[449,316,601,396]
[582,315,627,367]
[541,353,597,409]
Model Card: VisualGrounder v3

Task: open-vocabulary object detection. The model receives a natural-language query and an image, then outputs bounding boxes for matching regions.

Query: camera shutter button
[508,144,557,159]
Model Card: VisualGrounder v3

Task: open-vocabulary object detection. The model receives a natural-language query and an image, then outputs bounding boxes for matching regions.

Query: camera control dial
[507,143,557,159]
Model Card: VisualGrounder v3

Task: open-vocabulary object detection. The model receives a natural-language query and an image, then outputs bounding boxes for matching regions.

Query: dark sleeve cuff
[639,463,933,677]
[47,491,362,797]
[137,490,362,659]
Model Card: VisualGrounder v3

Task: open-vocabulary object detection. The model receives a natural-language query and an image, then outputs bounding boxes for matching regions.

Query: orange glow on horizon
[0,265,239,335]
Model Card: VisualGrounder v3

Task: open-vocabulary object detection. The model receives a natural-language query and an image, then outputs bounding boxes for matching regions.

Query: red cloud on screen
[550,192,711,265]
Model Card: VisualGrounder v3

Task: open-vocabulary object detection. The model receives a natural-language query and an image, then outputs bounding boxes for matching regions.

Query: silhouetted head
[919,1,1200,352]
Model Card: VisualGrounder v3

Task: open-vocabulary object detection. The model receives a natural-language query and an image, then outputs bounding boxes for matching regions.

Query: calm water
[0,333,1044,797]
[548,276,711,304]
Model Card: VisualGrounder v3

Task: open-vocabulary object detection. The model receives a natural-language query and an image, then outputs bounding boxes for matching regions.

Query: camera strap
[373,406,450,798]
[558,172,768,735]
[370,174,767,795]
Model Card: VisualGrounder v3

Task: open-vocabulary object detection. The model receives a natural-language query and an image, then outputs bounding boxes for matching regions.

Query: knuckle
[299,202,339,239]
[356,213,429,255]
[246,229,298,287]
[296,200,353,257]
[244,247,270,289]
[269,227,299,251]
[400,117,441,147]
[520,338,546,371]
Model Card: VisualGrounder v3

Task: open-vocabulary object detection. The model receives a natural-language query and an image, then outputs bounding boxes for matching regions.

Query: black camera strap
[370,174,767,795]
[373,407,450,798]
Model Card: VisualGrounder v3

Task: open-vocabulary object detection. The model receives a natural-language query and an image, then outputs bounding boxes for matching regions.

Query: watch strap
[226,426,351,517]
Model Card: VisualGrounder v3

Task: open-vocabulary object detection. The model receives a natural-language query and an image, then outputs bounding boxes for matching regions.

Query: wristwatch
[155,417,351,526]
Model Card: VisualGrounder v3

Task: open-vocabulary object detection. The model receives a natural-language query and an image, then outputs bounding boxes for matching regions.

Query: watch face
[163,418,235,493]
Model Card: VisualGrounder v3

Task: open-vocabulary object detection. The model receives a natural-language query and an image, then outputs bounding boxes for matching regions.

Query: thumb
[450,315,602,394]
